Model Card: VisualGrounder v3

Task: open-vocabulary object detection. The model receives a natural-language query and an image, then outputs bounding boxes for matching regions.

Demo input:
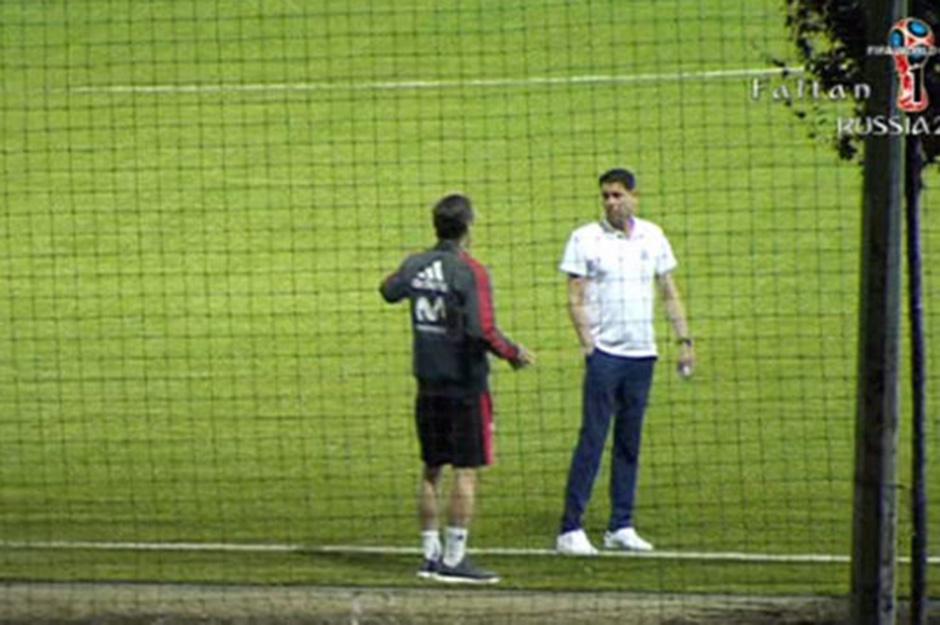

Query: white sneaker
[555,529,598,556]
[603,527,654,552]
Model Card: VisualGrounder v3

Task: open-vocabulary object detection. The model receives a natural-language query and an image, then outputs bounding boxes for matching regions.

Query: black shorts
[415,391,493,468]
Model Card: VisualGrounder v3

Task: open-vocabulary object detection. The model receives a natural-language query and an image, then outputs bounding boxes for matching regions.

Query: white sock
[421,530,441,561]
[443,527,468,567]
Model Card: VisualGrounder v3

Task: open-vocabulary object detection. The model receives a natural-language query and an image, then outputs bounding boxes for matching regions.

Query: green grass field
[1,0,938,600]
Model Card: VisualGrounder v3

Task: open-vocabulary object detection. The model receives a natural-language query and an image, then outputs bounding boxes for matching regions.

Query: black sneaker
[416,558,440,579]
[433,557,500,585]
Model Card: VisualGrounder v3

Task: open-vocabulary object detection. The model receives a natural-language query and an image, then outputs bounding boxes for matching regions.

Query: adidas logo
[411,260,449,293]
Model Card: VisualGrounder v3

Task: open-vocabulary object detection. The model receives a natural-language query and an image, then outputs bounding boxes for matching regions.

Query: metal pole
[904,135,928,625]
[852,0,904,623]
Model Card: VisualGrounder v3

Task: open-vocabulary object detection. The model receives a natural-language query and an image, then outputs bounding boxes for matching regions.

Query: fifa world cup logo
[889,18,935,113]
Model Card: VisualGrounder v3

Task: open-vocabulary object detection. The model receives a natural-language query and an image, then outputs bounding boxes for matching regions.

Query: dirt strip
[0,581,888,625]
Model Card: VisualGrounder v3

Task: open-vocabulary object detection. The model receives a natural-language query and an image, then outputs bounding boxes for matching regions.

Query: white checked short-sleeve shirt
[560,218,677,358]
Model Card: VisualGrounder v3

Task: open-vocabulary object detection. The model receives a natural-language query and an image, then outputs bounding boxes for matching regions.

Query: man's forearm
[566,277,594,351]
[659,274,691,340]
[567,302,594,351]
[663,283,695,375]
[663,296,690,340]
[567,276,595,354]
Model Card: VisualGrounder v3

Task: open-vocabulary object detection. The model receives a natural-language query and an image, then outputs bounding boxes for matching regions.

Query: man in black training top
[380,194,535,584]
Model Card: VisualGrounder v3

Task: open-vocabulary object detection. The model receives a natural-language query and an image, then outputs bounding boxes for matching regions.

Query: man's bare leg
[419,465,444,565]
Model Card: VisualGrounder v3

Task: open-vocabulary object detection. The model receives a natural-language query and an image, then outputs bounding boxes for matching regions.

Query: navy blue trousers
[560,351,656,533]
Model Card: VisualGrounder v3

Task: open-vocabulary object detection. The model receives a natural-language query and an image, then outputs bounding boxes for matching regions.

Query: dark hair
[598,168,636,190]
[433,194,474,240]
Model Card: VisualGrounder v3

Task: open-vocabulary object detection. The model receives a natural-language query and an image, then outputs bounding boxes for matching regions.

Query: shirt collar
[434,239,462,252]
[599,217,637,239]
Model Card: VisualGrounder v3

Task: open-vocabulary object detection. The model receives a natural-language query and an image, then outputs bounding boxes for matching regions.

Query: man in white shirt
[555,168,695,556]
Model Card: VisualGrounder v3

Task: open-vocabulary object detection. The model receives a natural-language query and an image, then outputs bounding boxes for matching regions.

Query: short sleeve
[655,233,678,276]
[559,231,588,277]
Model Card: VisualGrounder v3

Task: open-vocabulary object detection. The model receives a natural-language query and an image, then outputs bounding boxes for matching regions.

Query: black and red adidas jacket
[380,240,522,396]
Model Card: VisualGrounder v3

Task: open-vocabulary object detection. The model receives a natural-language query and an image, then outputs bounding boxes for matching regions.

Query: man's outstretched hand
[511,346,536,370]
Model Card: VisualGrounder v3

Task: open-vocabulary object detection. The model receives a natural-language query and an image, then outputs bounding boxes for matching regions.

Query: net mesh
[0,0,937,622]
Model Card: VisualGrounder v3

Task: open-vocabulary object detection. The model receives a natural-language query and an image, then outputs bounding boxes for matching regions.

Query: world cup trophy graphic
[889,18,935,113]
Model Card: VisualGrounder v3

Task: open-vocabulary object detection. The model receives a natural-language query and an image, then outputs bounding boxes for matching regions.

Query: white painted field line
[320,544,852,564]
[3,539,938,566]
[1,540,298,554]
[71,66,801,95]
